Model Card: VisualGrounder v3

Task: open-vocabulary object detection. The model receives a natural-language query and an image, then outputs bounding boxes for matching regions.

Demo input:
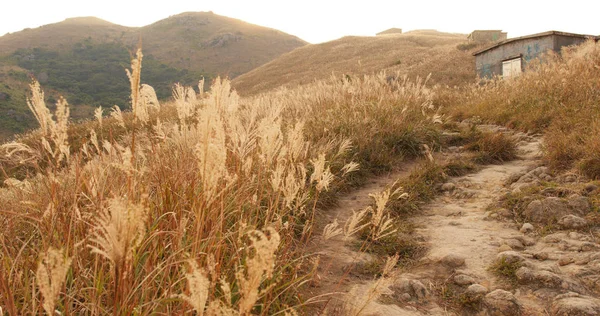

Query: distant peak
[61,17,115,26]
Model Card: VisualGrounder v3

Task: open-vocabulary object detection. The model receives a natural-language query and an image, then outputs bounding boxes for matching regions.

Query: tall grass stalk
[0,49,439,314]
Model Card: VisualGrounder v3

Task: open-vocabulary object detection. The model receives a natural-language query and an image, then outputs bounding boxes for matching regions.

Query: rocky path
[310,125,600,315]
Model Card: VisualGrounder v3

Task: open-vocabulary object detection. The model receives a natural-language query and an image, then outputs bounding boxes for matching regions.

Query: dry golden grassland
[440,40,600,177]
[232,30,475,95]
[0,49,441,314]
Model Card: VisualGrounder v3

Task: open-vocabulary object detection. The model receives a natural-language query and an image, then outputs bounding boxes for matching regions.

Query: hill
[135,12,307,77]
[232,30,476,95]
[0,12,307,139]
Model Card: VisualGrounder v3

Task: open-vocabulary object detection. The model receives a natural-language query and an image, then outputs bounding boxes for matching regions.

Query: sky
[1,0,599,44]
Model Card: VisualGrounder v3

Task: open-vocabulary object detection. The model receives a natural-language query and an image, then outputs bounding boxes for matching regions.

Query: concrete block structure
[468,30,507,43]
[473,31,596,79]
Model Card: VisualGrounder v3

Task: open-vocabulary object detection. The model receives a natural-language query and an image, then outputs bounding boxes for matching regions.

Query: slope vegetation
[0,12,306,139]
[232,30,475,95]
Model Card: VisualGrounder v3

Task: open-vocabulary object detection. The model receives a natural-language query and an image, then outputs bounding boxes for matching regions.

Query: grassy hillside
[0,17,130,55]
[0,12,307,76]
[0,49,442,314]
[0,12,307,140]
[232,30,476,95]
[136,12,307,77]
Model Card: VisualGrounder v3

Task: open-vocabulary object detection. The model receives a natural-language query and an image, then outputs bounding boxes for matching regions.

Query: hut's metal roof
[472,31,598,56]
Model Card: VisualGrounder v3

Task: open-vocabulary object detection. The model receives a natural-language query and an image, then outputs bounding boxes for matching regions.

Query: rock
[521,236,536,246]
[498,244,513,253]
[562,173,578,183]
[552,292,600,316]
[543,232,568,244]
[440,253,466,268]
[454,274,476,286]
[504,238,525,250]
[497,208,512,217]
[558,256,574,266]
[409,280,428,302]
[533,252,549,261]
[523,197,570,224]
[507,172,526,185]
[580,242,597,252]
[568,232,585,240]
[465,284,488,298]
[583,183,598,195]
[520,223,534,233]
[541,187,575,197]
[575,256,591,265]
[484,289,521,316]
[441,182,456,191]
[516,267,565,288]
[515,267,535,282]
[497,251,525,264]
[567,195,590,215]
[397,292,412,301]
[483,211,493,220]
[558,215,588,229]
[531,166,549,176]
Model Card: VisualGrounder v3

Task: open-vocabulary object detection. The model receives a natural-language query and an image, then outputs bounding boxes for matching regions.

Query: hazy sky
[2,0,599,43]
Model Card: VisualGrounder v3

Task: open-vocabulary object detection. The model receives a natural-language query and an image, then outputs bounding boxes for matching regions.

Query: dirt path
[310,125,600,315]
[332,126,545,315]
[305,160,423,314]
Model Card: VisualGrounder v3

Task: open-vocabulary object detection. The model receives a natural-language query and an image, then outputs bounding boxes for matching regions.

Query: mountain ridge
[0,11,307,139]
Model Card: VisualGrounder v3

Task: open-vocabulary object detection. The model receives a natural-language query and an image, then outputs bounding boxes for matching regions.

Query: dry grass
[232,30,475,95]
[441,40,600,177]
[0,48,440,314]
[465,131,517,164]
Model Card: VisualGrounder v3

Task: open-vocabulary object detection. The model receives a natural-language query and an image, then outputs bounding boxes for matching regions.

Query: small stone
[497,251,525,264]
[580,242,597,252]
[497,208,512,217]
[558,215,588,229]
[531,166,549,176]
[484,289,521,316]
[504,239,525,250]
[440,253,466,268]
[515,267,534,283]
[441,182,456,191]
[524,197,570,224]
[409,280,428,302]
[490,213,499,219]
[567,195,590,215]
[465,284,488,298]
[517,267,564,288]
[521,236,536,246]
[543,232,568,244]
[558,256,574,266]
[454,274,476,286]
[551,292,600,315]
[575,256,591,265]
[498,244,513,253]
[533,252,549,261]
[583,183,599,195]
[483,211,493,220]
[568,232,584,240]
[397,293,412,301]
[520,223,534,233]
